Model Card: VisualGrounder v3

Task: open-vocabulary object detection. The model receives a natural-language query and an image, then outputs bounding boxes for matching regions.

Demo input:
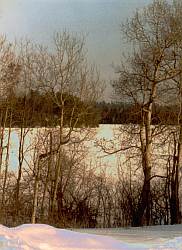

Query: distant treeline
[0,90,100,128]
[97,102,178,125]
[1,93,178,127]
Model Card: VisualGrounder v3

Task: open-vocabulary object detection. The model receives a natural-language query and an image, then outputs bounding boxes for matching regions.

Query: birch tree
[113,0,182,226]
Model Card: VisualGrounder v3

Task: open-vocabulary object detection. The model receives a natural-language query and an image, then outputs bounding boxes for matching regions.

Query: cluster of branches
[0,126,177,228]
[0,32,104,227]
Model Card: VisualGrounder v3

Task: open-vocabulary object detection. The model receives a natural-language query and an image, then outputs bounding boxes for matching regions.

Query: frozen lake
[2,125,120,174]
[1,124,176,177]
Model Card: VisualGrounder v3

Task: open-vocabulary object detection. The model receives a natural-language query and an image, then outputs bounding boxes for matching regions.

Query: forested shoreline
[0,95,178,127]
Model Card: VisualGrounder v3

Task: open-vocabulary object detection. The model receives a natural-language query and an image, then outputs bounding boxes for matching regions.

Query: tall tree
[18,32,102,222]
[113,0,182,226]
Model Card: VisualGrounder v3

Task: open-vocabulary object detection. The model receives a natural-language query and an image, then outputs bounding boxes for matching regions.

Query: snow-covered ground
[0,224,182,249]
[77,225,182,249]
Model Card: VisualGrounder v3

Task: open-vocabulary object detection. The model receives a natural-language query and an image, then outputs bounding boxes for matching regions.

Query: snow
[3,125,119,172]
[0,224,125,250]
[0,224,182,249]
[76,225,182,249]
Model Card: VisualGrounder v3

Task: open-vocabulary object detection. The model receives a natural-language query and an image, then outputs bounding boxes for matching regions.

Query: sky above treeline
[0,0,153,99]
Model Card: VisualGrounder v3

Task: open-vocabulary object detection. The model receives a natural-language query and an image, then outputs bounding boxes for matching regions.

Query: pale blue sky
[0,0,153,98]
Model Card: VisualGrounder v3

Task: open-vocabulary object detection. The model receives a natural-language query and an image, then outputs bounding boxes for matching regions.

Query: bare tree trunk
[132,98,154,226]
[40,131,53,221]
[51,103,64,220]
[31,156,40,224]
[0,107,8,175]
[1,111,12,209]
[170,128,181,224]
[15,125,26,220]
[170,72,182,225]
[51,149,62,219]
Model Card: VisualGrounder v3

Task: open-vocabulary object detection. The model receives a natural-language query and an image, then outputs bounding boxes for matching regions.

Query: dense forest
[0,93,178,127]
[0,90,100,128]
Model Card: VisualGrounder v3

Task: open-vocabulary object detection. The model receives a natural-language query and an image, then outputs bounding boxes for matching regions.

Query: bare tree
[112,0,182,226]
[16,32,102,223]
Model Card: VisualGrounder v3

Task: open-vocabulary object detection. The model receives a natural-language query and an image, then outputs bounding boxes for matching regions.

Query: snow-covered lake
[3,125,120,174]
[2,124,176,177]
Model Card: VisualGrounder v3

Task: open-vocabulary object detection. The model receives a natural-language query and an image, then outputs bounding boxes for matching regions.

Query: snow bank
[0,224,181,249]
[0,224,129,250]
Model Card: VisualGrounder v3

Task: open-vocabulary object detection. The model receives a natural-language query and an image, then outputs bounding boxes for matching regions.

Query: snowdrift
[0,224,181,249]
[0,224,125,249]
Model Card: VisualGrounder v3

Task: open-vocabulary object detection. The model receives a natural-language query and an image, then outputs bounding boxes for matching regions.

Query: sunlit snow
[0,224,181,249]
